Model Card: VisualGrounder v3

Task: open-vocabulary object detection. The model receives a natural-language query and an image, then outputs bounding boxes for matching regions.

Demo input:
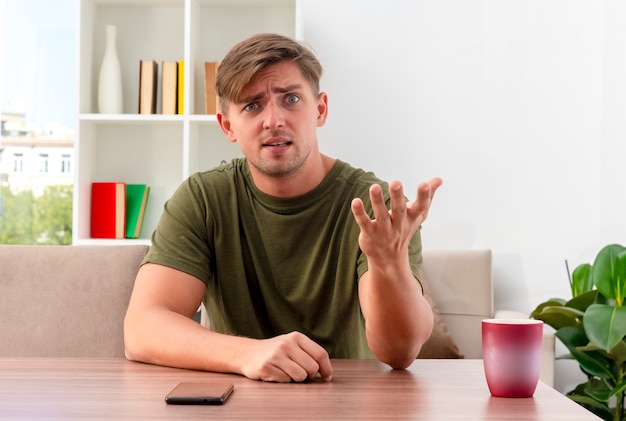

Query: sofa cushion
[417,269,464,359]
[0,244,149,357]
[421,249,493,359]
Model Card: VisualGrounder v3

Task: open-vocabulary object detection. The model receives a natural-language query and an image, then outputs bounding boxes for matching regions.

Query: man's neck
[250,154,336,198]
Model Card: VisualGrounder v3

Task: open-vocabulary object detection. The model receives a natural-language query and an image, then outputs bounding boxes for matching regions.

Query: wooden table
[0,358,598,420]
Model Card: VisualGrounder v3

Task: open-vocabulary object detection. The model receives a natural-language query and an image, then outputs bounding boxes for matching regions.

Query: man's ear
[317,92,328,127]
[217,112,237,143]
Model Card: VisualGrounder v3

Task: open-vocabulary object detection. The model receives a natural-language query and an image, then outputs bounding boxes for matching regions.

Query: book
[161,61,178,115]
[91,182,126,239]
[177,60,184,114]
[138,60,158,114]
[125,184,150,238]
[204,61,220,115]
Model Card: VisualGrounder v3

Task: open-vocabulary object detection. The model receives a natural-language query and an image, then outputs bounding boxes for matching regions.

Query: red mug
[482,318,543,398]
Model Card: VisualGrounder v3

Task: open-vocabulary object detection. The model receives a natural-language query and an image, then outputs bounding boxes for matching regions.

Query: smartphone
[165,381,234,405]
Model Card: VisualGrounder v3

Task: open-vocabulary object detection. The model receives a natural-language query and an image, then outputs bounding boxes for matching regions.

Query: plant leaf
[572,263,593,297]
[530,299,567,317]
[566,290,599,312]
[532,306,583,330]
[567,397,613,420]
[608,339,626,364]
[617,250,626,305]
[585,379,613,403]
[578,340,626,365]
[584,304,626,352]
[567,381,613,420]
[592,244,626,304]
[556,326,615,382]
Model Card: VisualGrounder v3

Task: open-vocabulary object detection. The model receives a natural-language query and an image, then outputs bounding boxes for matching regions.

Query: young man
[124,33,442,383]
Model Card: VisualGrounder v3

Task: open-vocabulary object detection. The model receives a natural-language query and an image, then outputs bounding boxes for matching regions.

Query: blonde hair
[216,33,323,113]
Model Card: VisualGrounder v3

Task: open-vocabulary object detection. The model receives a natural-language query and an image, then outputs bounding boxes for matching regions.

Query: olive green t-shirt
[144,158,422,359]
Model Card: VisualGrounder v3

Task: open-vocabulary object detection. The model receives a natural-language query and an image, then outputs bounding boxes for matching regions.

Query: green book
[125,184,150,238]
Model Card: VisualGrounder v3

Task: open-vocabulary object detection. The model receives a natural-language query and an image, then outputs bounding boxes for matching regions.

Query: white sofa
[0,244,149,357]
[0,245,554,386]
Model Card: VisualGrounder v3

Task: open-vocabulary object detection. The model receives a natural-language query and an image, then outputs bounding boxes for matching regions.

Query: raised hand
[350,178,443,261]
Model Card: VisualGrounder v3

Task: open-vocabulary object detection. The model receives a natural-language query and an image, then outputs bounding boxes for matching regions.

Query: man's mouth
[264,141,292,147]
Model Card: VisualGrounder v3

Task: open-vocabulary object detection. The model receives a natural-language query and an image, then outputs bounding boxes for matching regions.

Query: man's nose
[262,101,285,129]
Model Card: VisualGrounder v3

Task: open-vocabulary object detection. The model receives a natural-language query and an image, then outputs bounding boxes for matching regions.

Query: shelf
[80,114,219,125]
[73,238,152,246]
[79,114,185,124]
[74,0,296,244]
[188,114,219,124]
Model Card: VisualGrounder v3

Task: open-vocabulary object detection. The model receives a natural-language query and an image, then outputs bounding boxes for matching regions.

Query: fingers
[368,184,390,222]
[255,333,333,383]
[418,177,443,204]
[299,337,333,382]
[409,177,443,221]
[415,178,442,202]
[352,182,404,227]
[424,177,443,191]
[353,179,442,223]
[350,197,369,229]
[263,357,314,383]
[388,180,407,220]
[350,178,443,243]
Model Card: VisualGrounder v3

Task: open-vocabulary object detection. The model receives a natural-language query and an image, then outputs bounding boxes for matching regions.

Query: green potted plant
[531,243,626,421]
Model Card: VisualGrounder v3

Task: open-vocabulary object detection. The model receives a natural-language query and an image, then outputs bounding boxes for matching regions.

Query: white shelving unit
[73,0,297,244]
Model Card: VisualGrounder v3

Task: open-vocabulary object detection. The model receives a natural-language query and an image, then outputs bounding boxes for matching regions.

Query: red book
[91,182,126,238]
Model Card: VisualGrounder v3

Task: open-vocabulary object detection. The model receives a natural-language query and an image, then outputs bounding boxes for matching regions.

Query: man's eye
[244,103,258,111]
[286,94,300,104]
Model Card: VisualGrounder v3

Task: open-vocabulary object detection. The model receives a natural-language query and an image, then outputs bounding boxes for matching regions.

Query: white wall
[299,0,626,391]
[299,0,626,312]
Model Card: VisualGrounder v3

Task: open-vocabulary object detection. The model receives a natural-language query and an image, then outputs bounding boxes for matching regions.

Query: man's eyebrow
[238,92,264,105]
[273,84,303,93]
[238,84,304,104]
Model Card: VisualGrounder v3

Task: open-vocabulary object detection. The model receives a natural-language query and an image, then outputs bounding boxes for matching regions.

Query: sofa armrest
[493,310,556,388]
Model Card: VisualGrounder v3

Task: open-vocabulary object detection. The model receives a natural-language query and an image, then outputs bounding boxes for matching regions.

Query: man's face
[217,61,327,179]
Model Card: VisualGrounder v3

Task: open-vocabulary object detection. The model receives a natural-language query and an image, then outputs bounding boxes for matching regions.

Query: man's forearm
[124,308,334,382]
[358,262,434,368]
[124,307,251,374]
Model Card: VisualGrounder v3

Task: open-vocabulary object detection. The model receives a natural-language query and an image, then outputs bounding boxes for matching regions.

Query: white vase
[98,25,123,114]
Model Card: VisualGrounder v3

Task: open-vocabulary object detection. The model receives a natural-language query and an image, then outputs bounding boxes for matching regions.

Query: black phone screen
[165,382,234,405]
